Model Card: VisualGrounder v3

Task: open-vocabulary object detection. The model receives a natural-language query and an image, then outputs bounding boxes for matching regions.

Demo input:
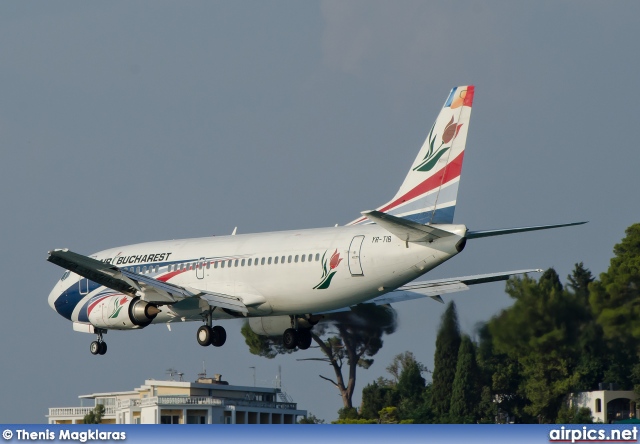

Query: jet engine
[87,295,159,330]
[248,315,316,336]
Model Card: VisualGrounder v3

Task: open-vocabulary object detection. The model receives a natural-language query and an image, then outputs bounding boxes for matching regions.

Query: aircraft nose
[48,284,61,311]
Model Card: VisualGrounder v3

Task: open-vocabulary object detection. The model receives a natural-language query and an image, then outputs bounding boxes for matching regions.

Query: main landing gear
[197,325,227,347]
[197,310,226,347]
[283,328,312,350]
[90,329,107,355]
[282,316,313,350]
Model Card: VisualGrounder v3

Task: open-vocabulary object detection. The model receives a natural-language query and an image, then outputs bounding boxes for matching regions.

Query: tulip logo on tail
[313,250,343,290]
[413,116,463,172]
[108,296,129,319]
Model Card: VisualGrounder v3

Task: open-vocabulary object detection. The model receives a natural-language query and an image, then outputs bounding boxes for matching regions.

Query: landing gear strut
[90,329,107,355]
[197,311,226,347]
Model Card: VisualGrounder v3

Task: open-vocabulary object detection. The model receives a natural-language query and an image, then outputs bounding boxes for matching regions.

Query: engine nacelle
[87,295,159,330]
[248,315,315,337]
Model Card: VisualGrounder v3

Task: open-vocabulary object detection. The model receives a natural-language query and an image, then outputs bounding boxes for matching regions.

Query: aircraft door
[196,257,205,279]
[348,235,365,276]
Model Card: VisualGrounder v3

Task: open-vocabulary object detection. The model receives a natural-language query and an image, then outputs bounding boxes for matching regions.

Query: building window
[596,398,602,413]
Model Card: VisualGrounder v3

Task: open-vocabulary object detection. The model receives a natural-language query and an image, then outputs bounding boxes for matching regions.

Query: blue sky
[1,1,639,423]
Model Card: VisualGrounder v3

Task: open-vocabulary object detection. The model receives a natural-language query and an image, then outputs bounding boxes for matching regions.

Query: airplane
[47,85,585,355]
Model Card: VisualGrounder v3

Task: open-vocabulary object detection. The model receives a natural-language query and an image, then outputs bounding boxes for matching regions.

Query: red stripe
[87,295,113,316]
[157,269,187,282]
[463,85,475,107]
[352,151,464,224]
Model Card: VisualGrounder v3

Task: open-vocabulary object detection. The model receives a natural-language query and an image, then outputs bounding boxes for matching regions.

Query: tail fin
[349,85,474,225]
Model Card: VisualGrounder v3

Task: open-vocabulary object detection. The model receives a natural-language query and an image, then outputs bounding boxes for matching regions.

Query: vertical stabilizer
[349,85,474,225]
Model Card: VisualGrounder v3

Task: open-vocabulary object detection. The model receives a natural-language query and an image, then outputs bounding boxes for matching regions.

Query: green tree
[83,404,105,424]
[241,304,397,410]
[489,269,584,423]
[449,335,481,423]
[360,378,398,420]
[298,413,325,424]
[430,301,461,422]
[590,224,640,345]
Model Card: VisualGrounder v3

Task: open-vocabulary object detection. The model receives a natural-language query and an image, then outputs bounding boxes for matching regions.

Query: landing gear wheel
[98,342,108,355]
[197,326,212,346]
[296,329,312,350]
[90,341,101,355]
[210,326,227,347]
[283,328,298,350]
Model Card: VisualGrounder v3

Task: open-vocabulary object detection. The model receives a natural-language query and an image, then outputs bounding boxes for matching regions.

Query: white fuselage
[48,223,466,328]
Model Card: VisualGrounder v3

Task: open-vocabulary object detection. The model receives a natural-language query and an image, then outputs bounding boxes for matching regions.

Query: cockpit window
[61,271,71,281]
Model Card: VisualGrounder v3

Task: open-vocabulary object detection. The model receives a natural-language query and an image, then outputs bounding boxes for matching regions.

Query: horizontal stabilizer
[361,210,455,243]
[467,221,587,239]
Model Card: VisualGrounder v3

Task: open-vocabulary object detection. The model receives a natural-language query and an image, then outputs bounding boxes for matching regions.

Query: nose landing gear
[89,329,107,355]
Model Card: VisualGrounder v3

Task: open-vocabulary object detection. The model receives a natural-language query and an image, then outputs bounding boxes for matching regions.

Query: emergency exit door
[348,235,365,276]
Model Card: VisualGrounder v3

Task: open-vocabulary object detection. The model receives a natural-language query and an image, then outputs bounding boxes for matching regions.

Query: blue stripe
[54,280,101,321]
[444,87,457,108]
[402,206,456,224]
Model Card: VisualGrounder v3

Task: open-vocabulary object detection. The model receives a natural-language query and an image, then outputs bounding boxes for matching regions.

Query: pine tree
[430,301,461,422]
[449,335,481,423]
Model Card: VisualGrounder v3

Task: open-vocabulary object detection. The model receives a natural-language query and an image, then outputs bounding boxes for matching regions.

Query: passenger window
[268,257,272,265]
[235,259,239,267]
[274,256,279,264]
[248,258,252,266]
[294,255,299,263]
[281,256,285,264]
[288,255,292,263]
[206,262,210,269]
[221,261,225,269]
[227,260,232,268]
[261,258,265,265]
[308,254,313,262]
[315,253,320,261]
[301,255,305,263]
[136,266,140,273]
[214,261,218,269]
[241,259,245,266]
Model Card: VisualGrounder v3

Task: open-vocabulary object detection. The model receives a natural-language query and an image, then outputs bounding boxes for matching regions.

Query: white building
[47,375,306,424]
[570,388,637,423]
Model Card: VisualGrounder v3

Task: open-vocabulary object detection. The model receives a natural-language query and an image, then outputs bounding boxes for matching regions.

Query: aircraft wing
[47,249,247,313]
[320,269,541,314]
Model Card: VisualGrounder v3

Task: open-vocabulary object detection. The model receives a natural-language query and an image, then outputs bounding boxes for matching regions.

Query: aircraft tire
[98,342,107,355]
[90,341,101,355]
[197,326,212,346]
[211,326,226,347]
[296,329,312,350]
[282,328,298,350]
